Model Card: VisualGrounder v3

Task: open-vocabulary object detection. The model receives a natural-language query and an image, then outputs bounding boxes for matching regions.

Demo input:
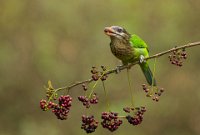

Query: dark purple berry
[123,107,131,113]
[157,93,162,96]
[92,74,99,81]
[160,88,164,93]
[82,83,88,91]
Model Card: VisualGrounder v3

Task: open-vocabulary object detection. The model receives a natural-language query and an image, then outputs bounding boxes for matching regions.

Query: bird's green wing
[129,34,148,50]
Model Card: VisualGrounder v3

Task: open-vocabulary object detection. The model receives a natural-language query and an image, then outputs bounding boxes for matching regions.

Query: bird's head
[104,26,131,41]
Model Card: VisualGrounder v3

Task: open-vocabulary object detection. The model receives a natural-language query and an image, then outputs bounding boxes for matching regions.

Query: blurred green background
[0,0,200,135]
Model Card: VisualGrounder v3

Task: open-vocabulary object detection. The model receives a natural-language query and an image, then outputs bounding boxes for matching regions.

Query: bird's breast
[110,41,134,61]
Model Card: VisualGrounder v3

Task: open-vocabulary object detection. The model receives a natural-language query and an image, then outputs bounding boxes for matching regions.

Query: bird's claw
[115,65,123,74]
[139,55,146,63]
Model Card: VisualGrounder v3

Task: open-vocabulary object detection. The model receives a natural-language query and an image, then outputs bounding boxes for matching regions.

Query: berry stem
[102,81,110,111]
[117,115,126,118]
[151,58,157,88]
[88,79,100,99]
[64,88,70,95]
[127,69,134,107]
[88,71,107,99]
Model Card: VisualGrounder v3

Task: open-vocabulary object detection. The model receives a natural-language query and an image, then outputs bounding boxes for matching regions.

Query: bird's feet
[139,55,146,63]
[115,65,123,74]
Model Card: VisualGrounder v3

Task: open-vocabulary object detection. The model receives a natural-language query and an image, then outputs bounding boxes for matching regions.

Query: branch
[55,41,200,92]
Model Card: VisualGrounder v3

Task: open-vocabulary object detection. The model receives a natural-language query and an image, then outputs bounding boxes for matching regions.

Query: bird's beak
[104,27,116,36]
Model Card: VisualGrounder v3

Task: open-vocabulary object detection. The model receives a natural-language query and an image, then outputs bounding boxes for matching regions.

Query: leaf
[48,80,54,90]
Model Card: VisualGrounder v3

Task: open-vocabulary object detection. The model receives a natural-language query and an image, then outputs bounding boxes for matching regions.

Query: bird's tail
[139,62,156,86]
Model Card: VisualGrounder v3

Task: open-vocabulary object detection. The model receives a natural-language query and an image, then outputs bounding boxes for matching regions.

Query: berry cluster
[40,95,72,120]
[142,84,164,102]
[90,93,98,104]
[91,66,100,81]
[40,99,48,111]
[100,66,108,81]
[101,112,123,132]
[78,93,98,108]
[47,101,57,109]
[53,95,72,120]
[78,96,90,108]
[168,48,187,66]
[46,89,57,99]
[123,106,146,126]
[81,115,98,133]
[40,100,58,111]
[91,66,108,81]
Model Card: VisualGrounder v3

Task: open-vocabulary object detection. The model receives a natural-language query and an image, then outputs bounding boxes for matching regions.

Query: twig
[54,41,200,92]
[55,79,93,92]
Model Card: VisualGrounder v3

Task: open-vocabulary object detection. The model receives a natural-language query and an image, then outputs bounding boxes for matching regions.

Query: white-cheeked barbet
[104,26,156,86]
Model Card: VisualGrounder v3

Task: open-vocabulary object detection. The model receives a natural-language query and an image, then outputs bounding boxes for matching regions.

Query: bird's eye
[117,28,123,33]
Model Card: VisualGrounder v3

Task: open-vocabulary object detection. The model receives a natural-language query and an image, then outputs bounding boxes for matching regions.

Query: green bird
[104,26,156,86]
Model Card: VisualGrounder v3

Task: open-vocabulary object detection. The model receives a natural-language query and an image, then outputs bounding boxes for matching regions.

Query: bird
[104,26,156,86]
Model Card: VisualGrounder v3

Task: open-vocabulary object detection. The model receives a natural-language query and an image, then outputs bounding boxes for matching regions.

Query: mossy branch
[55,41,200,92]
